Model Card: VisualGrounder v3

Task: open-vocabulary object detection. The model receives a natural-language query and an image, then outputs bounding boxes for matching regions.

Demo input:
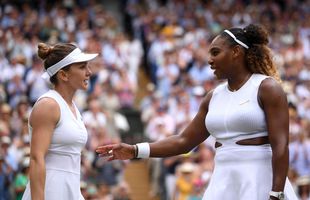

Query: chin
[80,84,88,90]
[213,73,221,80]
[213,72,225,80]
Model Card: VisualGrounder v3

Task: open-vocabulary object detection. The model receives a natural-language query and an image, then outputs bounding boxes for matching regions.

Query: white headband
[41,48,98,79]
[224,30,249,49]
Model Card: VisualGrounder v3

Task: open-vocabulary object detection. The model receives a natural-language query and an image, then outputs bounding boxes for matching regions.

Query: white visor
[41,48,98,79]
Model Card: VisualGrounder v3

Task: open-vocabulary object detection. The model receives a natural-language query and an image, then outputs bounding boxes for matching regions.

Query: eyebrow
[208,46,220,53]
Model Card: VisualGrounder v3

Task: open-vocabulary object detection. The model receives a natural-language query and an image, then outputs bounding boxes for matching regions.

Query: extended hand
[96,143,135,161]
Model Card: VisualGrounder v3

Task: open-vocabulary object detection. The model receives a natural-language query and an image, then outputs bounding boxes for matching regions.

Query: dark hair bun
[244,24,269,46]
[37,43,52,60]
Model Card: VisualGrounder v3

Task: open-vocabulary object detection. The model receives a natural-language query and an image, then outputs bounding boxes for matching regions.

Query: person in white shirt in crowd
[82,99,107,142]
[25,56,49,106]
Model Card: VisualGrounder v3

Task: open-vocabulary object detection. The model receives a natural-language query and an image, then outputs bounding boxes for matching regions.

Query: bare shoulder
[199,89,214,111]
[202,89,214,105]
[259,78,286,96]
[259,78,287,106]
[30,97,60,127]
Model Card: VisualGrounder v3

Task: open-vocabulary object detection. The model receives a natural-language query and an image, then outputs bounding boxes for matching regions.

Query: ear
[58,70,69,82]
[232,45,243,59]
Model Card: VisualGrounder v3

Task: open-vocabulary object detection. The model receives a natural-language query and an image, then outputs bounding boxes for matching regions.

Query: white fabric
[22,90,88,200]
[224,30,249,49]
[42,48,98,79]
[202,145,297,200]
[204,73,298,200]
[206,74,268,140]
[136,142,150,158]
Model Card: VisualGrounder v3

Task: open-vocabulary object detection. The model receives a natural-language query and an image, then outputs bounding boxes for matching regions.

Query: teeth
[84,80,88,84]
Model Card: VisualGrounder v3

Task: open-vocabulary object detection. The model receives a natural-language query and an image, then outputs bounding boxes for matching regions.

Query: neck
[227,73,252,92]
[54,85,76,105]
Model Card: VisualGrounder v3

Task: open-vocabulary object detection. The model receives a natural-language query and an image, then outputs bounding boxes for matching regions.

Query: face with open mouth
[66,62,92,90]
[207,35,235,80]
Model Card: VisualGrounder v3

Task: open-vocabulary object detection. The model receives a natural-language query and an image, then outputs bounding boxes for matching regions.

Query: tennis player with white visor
[22,43,98,200]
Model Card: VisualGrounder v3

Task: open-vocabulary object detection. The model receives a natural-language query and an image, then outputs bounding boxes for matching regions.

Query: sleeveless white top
[22,90,87,200]
[206,73,268,142]
[202,74,298,200]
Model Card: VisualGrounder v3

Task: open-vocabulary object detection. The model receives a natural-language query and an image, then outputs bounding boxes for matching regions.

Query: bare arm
[149,92,211,157]
[29,98,59,200]
[259,78,289,192]
[96,91,213,159]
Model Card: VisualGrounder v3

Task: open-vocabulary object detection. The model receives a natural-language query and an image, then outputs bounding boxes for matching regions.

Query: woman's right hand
[96,143,135,161]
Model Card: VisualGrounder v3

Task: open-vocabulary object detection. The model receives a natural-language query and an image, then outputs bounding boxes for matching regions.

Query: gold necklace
[228,73,251,92]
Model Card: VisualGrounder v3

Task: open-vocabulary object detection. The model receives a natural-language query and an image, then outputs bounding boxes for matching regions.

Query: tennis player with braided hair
[96,24,298,200]
[22,43,98,200]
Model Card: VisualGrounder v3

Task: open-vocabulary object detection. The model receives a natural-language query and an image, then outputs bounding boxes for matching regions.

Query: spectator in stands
[112,68,137,109]
[111,181,132,200]
[1,136,18,171]
[173,162,198,200]
[0,104,12,137]
[14,157,30,200]
[0,136,16,200]
[0,154,13,200]
[289,132,310,200]
[195,143,215,188]
[96,24,298,200]
[22,42,98,200]
[82,98,107,150]
[25,56,49,106]
[96,182,113,200]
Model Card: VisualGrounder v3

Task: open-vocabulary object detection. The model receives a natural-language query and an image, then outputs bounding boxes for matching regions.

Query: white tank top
[29,90,88,174]
[205,74,269,142]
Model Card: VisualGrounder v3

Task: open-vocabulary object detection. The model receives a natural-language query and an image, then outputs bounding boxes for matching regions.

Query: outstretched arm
[259,78,289,193]
[149,92,211,157]
[96,91,213,160]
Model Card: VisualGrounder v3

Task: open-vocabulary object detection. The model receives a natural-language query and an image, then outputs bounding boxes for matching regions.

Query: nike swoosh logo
[239,100,250,105]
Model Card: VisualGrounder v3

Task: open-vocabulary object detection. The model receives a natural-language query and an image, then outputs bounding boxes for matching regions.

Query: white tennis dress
[204,74,298,200]
[22,90,87,200]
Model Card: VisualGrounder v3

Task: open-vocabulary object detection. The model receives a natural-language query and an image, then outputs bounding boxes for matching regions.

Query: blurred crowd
[0,0,309,200]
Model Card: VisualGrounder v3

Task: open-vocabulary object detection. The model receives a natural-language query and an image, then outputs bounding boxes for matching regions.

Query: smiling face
[207,36,235,80]
[64,61,92,90]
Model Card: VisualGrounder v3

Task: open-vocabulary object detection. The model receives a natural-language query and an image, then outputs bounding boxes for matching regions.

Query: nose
[86,65,92,76]
[207,56,213,66]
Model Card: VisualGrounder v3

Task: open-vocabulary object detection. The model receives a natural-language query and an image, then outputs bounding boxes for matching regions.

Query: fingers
[97,149,113,156]
[96,144,120,161]
[107,154,115,161]
[96,144,126,161]
[96,145,114,154]
[98,154,115,162]
[98,149,114,159]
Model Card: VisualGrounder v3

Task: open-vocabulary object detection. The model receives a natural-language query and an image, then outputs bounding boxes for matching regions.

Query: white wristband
[269,191,285,200]
[136,142,150,158]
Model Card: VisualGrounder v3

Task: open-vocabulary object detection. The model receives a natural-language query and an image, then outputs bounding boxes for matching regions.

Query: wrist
[136,142,150,158]
[269,191,285,200]
[132,144,138,158]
